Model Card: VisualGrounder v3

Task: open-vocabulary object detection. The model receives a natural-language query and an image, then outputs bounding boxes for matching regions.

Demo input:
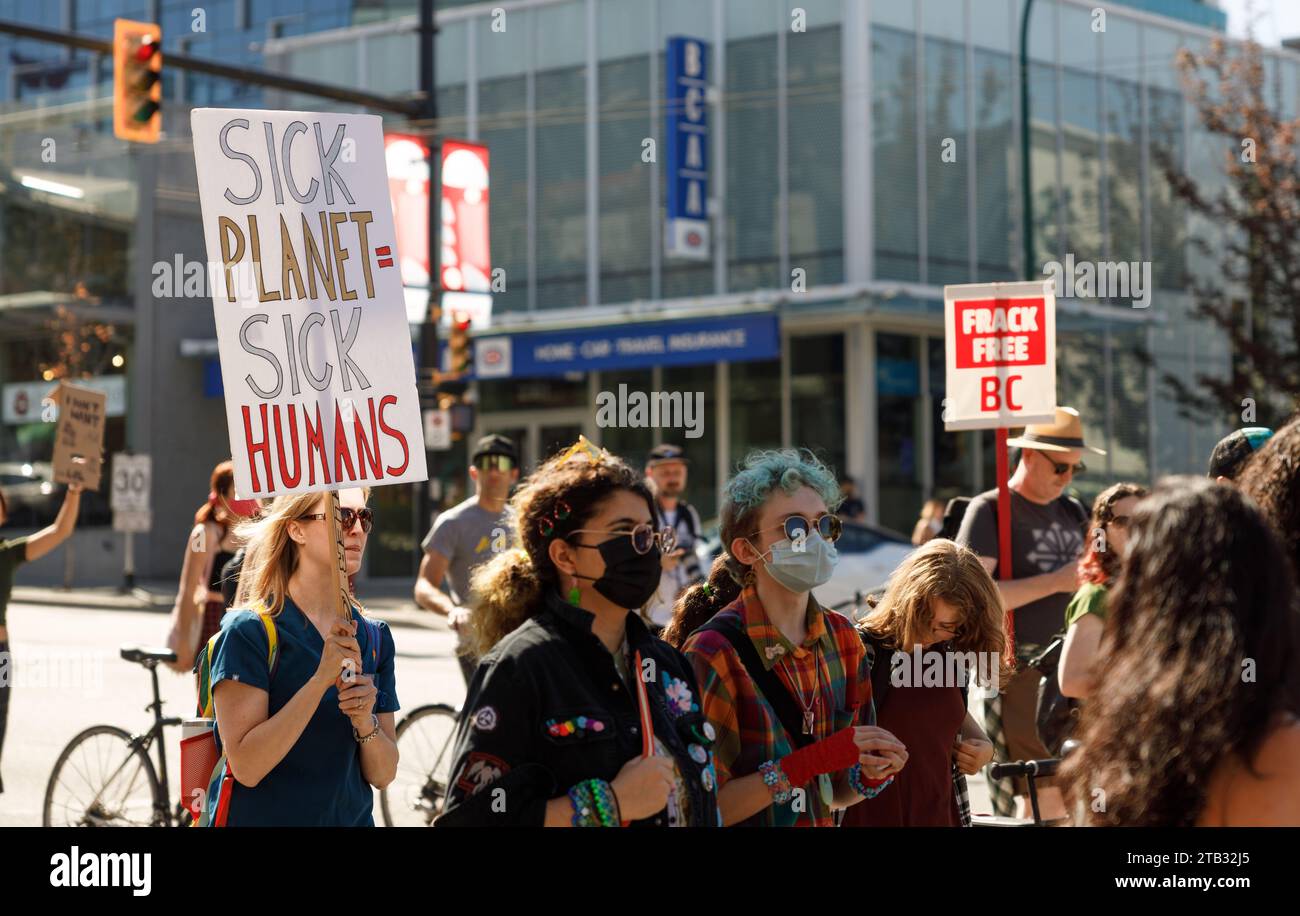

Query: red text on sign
[980,375,1023,412]
[953,298,1046,369]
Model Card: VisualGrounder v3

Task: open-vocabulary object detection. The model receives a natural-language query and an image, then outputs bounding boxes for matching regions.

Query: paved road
[0,600,466,827]
[1,598,992,826]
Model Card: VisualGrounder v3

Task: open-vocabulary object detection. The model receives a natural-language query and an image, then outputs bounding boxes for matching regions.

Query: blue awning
[473,313,780,380]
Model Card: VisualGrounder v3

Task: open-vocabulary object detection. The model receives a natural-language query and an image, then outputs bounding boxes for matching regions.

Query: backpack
[1028,635,1079,756]
[187,604,386,827]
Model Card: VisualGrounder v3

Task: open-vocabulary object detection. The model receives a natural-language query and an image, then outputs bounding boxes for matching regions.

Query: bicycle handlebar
[990,757,1061,781]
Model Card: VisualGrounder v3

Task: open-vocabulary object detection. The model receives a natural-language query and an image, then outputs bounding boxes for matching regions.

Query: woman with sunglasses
[205,487,399,826]
[843,539,1007,827]
[435,438,720,828]
[164,460,260,672]
[1058,483,1146,700]
[664,449,908,827]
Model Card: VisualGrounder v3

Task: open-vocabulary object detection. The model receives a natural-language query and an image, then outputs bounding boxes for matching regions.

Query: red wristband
[780,726,859,788]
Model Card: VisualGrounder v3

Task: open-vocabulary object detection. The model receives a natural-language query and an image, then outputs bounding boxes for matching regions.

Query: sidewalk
[10,578,448,633]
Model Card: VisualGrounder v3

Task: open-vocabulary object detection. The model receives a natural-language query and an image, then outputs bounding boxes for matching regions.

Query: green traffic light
[132,100,160,123]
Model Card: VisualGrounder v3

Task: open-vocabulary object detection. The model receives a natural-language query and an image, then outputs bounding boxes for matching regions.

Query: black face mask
[575,534,663,610]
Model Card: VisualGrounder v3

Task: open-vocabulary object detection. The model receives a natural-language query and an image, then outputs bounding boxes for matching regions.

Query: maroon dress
[842,666,966,827]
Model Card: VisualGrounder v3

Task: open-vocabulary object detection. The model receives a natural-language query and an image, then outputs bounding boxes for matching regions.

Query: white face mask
[750,532,839,594]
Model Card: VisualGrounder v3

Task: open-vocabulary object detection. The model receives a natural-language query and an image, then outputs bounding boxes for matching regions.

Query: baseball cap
[647,444,688,466]
[1207,427,1273,481]
[472,433,519,464]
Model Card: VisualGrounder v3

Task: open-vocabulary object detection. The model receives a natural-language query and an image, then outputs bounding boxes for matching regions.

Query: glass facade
[0,0,1290,573]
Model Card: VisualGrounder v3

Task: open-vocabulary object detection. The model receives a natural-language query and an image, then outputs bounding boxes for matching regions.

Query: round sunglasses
[753,513,842,544]
[568,523,677,556]
[299,507,374,533]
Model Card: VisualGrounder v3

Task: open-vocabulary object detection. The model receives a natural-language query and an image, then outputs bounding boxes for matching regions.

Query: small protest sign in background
[51,383,106,490]
[191,108,429,500]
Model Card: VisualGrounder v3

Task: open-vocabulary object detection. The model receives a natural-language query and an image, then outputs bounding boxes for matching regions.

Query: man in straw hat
[955,406,1102,821]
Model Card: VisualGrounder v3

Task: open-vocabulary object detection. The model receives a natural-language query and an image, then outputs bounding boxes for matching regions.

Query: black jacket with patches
[435,589,721,827]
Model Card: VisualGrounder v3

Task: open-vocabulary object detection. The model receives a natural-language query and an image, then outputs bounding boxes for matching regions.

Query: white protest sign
[943,280,1056,431]
[192,109,428,498]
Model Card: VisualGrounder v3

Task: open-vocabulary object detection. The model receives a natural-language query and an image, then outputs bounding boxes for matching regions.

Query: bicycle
[43,644,192,827]
[972,757,1064,827]
[379,702,460,826]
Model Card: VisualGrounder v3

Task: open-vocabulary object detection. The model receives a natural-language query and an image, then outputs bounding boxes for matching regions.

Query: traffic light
[438,316,472,399]
[113,19,162,144]
[448,316,472,377]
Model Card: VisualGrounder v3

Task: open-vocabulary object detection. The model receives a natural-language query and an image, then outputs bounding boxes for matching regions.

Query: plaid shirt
[683,587,875,827]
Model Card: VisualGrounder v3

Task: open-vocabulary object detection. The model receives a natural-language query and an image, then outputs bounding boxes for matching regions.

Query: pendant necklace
[781,650,835,808]
[779,652,820,736]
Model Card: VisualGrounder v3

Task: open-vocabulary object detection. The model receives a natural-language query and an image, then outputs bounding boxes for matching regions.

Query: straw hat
[1004,406,1106,455]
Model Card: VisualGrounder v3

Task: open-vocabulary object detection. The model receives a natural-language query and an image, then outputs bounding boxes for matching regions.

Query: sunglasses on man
[1036,451,1086,476]
[299,507,375,533]
[475,454,516,472]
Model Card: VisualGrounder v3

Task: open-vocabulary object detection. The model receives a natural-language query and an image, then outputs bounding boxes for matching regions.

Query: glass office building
[0,0,1282,581]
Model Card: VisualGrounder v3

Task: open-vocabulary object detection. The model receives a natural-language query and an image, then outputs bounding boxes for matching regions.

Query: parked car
[697,519,915,619]
[0,461,58,527]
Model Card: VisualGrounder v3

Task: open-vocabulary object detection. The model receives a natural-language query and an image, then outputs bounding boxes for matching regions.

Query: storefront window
[729,358,781,471]
[662,363,717,523]
[790,334,846,479]
[478,375,588,412]
[876,332,923,534]
[928,336,978,503]
[596,369,655,468]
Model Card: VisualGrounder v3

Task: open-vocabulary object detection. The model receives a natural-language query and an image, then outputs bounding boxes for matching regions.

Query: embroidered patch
[661,672,699,716]
[545,715,606,738]
[472,706,498,732]
[455,752,509,796]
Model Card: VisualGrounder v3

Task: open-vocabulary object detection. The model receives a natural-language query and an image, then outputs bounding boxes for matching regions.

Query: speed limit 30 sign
[111,454,151,532]
[943,281,1057,431]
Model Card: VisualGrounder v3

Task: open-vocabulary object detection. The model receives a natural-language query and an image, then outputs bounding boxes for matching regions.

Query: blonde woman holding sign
[206,486,399,826]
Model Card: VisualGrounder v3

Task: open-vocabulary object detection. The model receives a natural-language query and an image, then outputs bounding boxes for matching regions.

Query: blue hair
[724,448,843,521]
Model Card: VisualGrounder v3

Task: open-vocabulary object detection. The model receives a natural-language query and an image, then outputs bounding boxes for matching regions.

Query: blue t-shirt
[210,598,399,826]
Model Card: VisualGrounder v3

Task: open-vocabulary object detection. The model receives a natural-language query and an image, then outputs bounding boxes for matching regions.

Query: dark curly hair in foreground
[1058,476,1300,826]
[1238,413,1300,583]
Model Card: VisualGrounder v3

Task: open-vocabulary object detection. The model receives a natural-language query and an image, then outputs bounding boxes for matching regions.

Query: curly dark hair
[466,442,656,656]
[1238,413,1300,582]
[1058,476,1300,826]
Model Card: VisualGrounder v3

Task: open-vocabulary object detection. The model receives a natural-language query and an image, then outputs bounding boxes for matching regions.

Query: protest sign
[943,280,1057,432]
[191,108,428,499]
[51,383,106,490]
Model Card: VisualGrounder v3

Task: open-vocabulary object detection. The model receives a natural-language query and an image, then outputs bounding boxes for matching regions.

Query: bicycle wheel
[44,725,164,827]
[381,703,460,827]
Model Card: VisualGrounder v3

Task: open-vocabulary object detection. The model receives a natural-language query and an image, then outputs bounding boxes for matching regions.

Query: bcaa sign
[944,281,1056,431]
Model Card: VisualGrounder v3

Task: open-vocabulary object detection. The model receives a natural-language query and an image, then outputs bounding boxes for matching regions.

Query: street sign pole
[123,530,135,592]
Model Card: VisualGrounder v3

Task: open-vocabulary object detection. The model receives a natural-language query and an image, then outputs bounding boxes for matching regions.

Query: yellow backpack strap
[258,610,279,676]
[198,630,222,718]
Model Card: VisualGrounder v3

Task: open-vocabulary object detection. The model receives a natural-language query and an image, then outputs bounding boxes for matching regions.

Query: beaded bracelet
[758,759,793,804]
[568,782,600,827]
[587,779,621,827]
[848,763,893,799]
[568,779,621,827]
